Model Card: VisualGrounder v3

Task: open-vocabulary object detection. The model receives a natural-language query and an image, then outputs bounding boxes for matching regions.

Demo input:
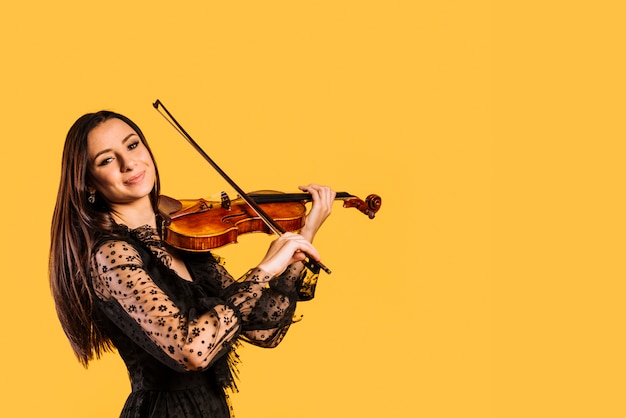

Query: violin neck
[247,192,354,204]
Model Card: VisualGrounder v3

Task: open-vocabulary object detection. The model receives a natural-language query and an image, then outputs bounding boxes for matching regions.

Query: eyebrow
[92,133,137,163]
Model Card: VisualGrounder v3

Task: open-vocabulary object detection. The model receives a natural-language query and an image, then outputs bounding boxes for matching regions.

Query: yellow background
[1,1,624,417]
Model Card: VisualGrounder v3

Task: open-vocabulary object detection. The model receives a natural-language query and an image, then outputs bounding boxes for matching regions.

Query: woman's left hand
[298,184,336,243]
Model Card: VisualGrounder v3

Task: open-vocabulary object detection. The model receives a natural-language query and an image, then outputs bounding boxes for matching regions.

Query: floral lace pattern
[92,239,240,371]
[90,225,318,373]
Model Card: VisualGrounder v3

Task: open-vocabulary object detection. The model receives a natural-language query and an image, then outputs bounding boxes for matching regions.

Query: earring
[88,192,96,204]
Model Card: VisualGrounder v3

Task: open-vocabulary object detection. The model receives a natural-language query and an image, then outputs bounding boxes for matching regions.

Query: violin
[158,191,382,252]
[153,99,382,274]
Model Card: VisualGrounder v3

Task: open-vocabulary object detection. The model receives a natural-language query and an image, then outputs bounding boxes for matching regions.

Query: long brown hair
[49,111,161,367]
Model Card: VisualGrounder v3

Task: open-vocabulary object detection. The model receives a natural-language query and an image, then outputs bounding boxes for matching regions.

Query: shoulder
[92,239,143,270]
[90,239,146,300]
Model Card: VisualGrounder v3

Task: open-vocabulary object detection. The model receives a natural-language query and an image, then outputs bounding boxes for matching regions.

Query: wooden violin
[153,99,382,274]
[158,191,382,252]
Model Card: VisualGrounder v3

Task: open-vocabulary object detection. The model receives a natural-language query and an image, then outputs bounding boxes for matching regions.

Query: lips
[124,171,145,185]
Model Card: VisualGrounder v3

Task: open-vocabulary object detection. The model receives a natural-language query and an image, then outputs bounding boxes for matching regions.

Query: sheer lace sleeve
[223,262,319,348]
[91,233,320,372]
[91,240,241,372]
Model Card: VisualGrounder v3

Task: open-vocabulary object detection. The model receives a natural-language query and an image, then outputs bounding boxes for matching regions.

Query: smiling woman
[49,110,336,418]
[87,118,157,212]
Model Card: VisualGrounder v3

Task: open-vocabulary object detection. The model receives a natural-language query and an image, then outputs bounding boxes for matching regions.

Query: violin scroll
[343,194,382,219]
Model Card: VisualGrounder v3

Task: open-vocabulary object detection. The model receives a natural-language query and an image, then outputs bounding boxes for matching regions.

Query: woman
[49,110,335,417]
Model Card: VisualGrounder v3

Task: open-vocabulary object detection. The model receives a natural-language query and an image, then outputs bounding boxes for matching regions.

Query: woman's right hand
[257,232,321,277]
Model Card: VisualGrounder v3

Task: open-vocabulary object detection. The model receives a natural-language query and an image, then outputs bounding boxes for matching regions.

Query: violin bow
[153,99,332,275]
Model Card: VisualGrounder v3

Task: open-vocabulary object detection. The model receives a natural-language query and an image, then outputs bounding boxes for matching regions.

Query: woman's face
[86,118,156,206]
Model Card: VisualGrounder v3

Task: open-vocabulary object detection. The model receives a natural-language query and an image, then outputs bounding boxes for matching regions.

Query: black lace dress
[89,225,319,417]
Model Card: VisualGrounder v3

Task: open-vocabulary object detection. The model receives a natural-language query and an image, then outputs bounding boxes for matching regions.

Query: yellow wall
[1,1,624,417]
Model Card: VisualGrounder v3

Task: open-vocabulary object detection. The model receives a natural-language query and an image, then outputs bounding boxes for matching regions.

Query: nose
[120,157,136,172]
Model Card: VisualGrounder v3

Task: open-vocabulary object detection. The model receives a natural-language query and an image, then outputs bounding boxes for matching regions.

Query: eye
[128,141,140,150]
[98,157,113,166]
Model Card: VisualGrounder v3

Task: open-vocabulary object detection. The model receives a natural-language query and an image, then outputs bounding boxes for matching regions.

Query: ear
[87,185,96,195]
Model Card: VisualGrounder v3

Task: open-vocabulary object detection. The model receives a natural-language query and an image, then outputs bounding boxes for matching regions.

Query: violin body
[160,193,306,251]
[158,191,381,252]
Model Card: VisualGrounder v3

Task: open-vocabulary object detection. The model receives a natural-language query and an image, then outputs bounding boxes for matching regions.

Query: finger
[320,187,335,206]
[312,185,335,202]
[300,184,333,205]
[280,234,321,260]
[299,184,318,197]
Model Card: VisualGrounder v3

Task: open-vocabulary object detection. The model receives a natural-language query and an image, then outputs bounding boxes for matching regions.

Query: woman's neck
[109,197,156,229]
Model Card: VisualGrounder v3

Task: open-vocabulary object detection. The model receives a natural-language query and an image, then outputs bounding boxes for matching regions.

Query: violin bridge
[220,191,231,210]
